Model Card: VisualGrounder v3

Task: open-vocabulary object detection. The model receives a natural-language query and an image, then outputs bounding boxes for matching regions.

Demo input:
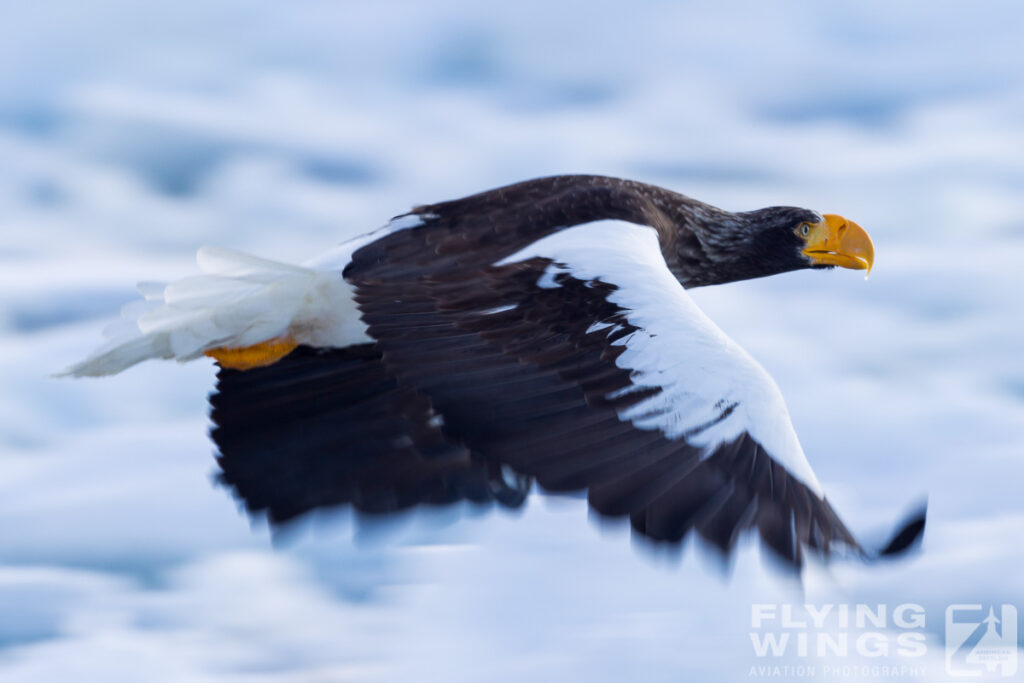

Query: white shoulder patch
[303,213,428,271]
[497,220,824,497]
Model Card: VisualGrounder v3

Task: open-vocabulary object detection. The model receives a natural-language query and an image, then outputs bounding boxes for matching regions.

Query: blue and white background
[1,1,1022,680]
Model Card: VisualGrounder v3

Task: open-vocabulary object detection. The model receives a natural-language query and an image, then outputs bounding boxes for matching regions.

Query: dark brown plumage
[208,175,921,571]
[401,174,824,287]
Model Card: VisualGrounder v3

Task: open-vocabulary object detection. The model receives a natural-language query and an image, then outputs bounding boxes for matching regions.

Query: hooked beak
[801,214,874,273]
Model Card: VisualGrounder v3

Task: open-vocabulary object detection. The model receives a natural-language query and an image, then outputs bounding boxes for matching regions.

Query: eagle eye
[799,223,811,237]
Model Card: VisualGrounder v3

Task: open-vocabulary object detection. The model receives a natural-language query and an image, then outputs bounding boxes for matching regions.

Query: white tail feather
[61,246,370,377]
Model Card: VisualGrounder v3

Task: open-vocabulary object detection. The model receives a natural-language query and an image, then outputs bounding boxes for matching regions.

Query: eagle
[65,175,925,570]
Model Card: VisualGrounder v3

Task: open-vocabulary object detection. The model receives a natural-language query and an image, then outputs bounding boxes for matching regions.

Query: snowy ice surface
[1,1,1022,681]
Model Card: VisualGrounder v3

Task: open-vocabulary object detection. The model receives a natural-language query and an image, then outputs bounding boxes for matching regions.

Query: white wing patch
[497,220,824,496]
[303,213,429,271]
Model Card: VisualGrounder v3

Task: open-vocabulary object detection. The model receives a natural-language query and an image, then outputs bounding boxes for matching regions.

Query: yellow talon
[204,338,299,370]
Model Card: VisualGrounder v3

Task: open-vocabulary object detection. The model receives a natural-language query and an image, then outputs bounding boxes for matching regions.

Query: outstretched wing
[341,217,901,567]
[210,201,923,568]
[210,344,531,523]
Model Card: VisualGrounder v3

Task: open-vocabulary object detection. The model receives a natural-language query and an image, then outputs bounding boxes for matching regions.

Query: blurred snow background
[1,1,1023,680]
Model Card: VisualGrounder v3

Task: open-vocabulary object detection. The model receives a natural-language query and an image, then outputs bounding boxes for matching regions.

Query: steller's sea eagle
[65,175,925,570]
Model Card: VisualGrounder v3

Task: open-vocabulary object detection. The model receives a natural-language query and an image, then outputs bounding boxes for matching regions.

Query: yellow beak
[801,214,874,273]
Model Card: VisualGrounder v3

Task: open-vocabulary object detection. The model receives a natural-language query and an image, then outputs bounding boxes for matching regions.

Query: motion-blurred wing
[210,344,531,523]
[345,219,889,566]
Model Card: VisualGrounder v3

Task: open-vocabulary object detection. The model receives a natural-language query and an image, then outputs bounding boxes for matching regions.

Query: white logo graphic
[945,604,1018,677]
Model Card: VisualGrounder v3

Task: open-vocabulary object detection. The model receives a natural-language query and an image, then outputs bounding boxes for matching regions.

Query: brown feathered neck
[412,174,819,288]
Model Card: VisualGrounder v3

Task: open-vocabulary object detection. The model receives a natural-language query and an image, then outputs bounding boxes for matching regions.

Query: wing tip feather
[876,498,927,558]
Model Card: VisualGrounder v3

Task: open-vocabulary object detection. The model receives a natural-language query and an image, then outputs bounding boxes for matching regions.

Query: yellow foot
[204,337,299,370]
